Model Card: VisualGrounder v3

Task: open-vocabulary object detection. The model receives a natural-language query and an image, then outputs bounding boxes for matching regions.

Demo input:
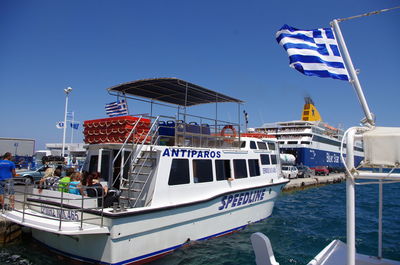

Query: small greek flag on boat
[105,100,128,117]
[276,24,349,81]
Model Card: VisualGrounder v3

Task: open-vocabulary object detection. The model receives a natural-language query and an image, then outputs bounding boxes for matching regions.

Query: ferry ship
[1,78,288,264]
[251,97,364,170]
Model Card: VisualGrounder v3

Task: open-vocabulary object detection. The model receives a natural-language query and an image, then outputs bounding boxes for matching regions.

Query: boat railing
[112,115,144,165]
[2,178,107,232]
[343,126,400,264]
[111,115,165,188]
[156,116,241,149]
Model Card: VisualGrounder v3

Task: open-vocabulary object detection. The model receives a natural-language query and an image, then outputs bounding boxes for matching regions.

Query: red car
[314,166,329,176]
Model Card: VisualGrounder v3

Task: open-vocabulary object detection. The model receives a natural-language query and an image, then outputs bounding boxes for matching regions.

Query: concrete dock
[283,173,345,191]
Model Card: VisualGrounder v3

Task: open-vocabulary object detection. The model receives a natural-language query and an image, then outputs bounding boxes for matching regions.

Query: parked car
[297,165,313,178]
[327,166,345,173]
[281,166,298,179]
[15,164,65,184]
[314,166,329,176]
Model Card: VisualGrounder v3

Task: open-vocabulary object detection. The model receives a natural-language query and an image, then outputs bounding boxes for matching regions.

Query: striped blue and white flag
[56,121,64,129]
[105,99,128,117]
[276,24,349,81]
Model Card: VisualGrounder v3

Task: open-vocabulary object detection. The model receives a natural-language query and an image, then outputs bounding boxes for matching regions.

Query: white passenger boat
[1,78,288,264]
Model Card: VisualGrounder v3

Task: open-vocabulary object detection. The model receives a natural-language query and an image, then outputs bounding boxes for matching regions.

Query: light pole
[62,87,72,158]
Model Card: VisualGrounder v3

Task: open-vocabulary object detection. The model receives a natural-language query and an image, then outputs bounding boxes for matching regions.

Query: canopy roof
[107,78,244,107]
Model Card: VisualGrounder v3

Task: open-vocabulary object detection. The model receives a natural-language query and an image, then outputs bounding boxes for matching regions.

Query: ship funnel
[301,97,322,121]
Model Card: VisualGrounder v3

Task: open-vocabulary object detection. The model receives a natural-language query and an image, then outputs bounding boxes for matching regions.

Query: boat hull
[31,183,286,264]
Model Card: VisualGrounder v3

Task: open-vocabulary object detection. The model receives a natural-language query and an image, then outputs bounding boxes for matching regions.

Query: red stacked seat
[83,116,151,144]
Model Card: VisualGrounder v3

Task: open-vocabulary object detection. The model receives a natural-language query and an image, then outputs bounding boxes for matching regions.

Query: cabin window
[248,159,260,177]
[215,160,231,181]
[270,155,278,165]
[278,141,285,145]
[260,154,270,165]
[250,141,257,149]
[168,159,190,185]
[100,153,111,181]
[267,142,276,150]
[233,159,248,179]
[241,141,246,148]
[112,150,131,188]
[88,155,98,174]
[301,141,310,145]
[257,142,268,150]
[193,159,213,183]
[288,141,298,144]
[88,153,111,181]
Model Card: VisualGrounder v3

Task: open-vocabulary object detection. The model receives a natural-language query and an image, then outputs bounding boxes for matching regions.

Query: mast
[331,20,374,127]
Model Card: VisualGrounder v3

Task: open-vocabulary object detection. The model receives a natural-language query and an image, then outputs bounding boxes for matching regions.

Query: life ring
[221,125,237,143]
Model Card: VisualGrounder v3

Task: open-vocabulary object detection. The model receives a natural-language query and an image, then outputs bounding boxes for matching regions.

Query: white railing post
[345,128,357,265]
[378,167,383,259]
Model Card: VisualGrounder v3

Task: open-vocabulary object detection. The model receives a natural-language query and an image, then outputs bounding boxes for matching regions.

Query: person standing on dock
[0,152,16,209]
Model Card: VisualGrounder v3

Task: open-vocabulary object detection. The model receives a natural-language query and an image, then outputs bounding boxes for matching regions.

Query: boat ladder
[118,117,160,208]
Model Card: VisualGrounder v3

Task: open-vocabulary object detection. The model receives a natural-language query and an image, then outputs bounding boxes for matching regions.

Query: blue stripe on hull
[280,147,363,168]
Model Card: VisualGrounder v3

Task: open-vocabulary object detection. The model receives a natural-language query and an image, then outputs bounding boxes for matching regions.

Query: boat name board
[40,206,80,221]
[218,188,267,210]
[162,148,221,158]
[263,167,276,174]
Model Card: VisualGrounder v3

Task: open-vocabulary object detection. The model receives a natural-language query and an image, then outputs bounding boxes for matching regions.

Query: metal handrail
[112,115,143,165]
[132,136,159,208]
[4,181,107,231]
[125,117,160,205]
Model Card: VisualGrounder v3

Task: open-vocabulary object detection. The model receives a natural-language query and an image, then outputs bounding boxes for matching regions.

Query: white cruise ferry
[251,97,363,170]
[1,78,288,264]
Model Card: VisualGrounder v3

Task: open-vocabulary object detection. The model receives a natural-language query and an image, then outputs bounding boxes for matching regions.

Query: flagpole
[62,87,72,158]
[70,112,74,144]
[332,18,375,265]
[331,19,375,127]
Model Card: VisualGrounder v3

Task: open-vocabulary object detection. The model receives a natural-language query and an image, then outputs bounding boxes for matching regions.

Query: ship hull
[31,183,286,264]
[280,147,363,168]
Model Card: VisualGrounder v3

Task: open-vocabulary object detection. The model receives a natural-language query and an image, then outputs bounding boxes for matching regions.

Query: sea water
[1,182,399,265]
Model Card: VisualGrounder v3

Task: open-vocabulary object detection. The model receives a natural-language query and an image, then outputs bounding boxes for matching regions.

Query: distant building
[0,137,35,168]
[45,143,86,158]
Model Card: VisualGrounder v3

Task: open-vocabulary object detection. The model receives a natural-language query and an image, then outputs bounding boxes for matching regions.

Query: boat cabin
[77,78,281,208]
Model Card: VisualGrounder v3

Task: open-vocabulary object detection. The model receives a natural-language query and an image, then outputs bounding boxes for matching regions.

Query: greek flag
[105,100,128,117]
[276,24,349,81]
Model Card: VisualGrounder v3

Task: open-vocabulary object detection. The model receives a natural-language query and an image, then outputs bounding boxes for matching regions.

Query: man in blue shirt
[0,152,16,209]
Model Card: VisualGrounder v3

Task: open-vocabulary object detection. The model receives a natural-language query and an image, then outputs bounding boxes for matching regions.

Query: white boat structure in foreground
[251,126,400,265]
[252,9,400,265]
[1,78,288,264]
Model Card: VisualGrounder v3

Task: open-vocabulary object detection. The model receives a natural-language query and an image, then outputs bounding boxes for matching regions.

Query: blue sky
[1,0,399,149]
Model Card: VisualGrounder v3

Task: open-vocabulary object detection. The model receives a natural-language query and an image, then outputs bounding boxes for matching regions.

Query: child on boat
[68,172,83,195]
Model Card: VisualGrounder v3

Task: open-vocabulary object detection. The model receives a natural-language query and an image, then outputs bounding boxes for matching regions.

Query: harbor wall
[283,173,345,191]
